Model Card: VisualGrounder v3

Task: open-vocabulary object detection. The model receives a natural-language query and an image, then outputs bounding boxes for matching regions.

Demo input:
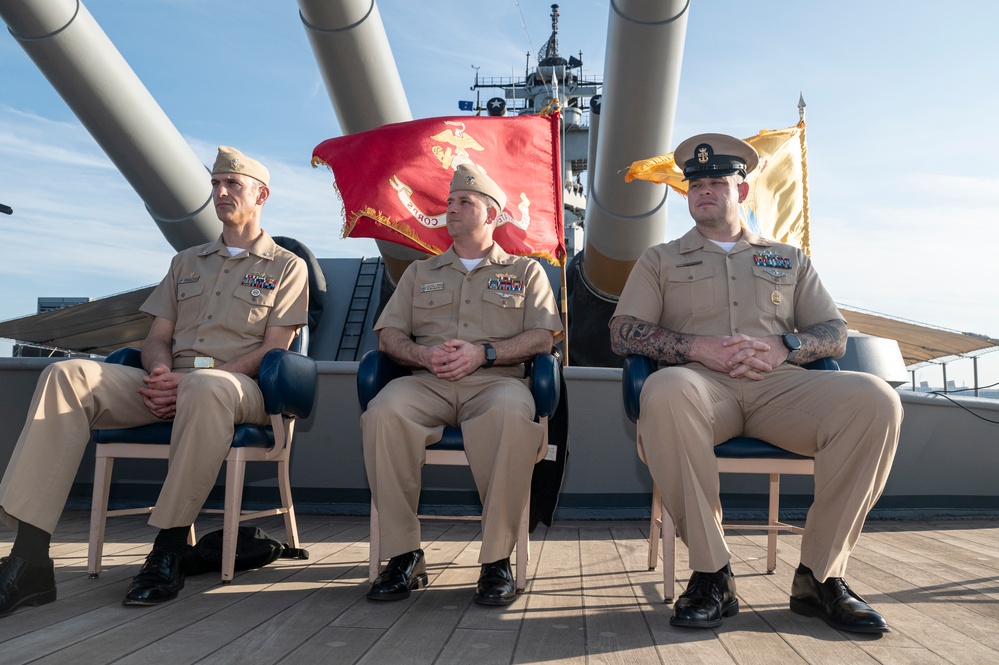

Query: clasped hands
[423,339,484,382]
[694,334,789,381]
[137,364,183,419]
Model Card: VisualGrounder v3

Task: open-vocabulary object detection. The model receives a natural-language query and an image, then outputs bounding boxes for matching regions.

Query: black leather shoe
[473,557,517,606]
[367,549,427,601]
[122,548,185,606]
[790,564,889,634]
[0,556,56,617]
[670,563,738,628]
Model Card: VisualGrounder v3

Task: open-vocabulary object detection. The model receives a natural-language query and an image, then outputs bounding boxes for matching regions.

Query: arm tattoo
[795,319,848,363]
[610,316,695,365]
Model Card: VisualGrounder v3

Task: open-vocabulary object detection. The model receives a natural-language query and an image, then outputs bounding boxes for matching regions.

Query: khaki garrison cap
[674,133,759,181]
[212,146,270,187]
[449,163,507,210]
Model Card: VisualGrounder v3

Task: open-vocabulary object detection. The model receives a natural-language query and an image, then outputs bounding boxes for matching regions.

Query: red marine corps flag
[312,113,565,265]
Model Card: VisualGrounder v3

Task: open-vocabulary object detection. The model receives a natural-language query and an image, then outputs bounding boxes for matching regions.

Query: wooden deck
[2,511,997,664]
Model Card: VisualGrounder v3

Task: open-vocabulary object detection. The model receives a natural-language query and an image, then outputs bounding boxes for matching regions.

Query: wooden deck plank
[274,626,384,664]
[24,520,360,665]
[435,628,519,665]
[736,527,999,665]
[351,523,484,664]
[511,526,587,665]
[3,514,999,665]
[576,525,663,664]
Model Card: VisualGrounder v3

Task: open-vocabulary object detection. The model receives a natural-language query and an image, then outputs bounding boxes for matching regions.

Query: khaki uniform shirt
[614,227,842,338]
[376,243,563,377]
[141,230,308,364]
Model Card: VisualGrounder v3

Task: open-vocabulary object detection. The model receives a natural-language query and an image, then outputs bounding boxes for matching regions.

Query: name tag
[420,282,444,293]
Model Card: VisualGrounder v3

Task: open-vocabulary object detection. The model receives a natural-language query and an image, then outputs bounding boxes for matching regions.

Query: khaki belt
[173,356,216,369]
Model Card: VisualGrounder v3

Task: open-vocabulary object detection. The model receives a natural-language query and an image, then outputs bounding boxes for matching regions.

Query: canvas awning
[839,306,999,367]
[2,290,996,367]
[0,286,154,356]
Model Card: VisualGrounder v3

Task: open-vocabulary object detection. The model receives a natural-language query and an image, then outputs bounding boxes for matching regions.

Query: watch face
[783,333,801,351]
[485,344,497,361]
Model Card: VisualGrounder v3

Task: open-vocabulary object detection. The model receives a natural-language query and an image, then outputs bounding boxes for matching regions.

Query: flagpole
[798,92,812,255]
[560,259,569,366]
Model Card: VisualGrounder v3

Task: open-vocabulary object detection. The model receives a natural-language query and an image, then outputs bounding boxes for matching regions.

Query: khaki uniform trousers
[362,371,544,564]
[638,364,901,582]
[0,359,268,535]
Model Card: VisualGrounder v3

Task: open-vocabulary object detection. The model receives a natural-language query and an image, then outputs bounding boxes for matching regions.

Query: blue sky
[2,0,999,388]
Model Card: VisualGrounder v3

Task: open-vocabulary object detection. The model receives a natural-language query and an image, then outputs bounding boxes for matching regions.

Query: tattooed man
[610,133,901,634]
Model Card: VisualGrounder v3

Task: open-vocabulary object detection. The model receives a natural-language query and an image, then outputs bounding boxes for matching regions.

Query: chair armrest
[803,357,840,371]
[105,347,143,368]
[357,350,413,412]
[528,353,560,419]
[258,349,318,418]
[622,354,656,423]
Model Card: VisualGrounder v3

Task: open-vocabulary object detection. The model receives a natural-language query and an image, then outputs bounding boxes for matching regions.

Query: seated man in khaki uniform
[0,147,308,616]
[363,163,562,606]
[610,133,902,633]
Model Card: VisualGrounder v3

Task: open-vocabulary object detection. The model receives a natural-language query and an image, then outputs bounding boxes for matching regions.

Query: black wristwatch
[482,343,497,369]
[781,332,801,363]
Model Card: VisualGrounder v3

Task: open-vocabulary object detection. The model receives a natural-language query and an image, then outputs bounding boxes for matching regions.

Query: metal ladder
[336,257,381,361]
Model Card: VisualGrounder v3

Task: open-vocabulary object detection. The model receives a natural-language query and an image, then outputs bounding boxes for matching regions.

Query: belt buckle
[194,356,215,369]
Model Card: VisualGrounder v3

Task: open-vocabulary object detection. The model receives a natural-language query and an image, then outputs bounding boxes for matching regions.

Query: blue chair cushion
[92,346,316,451]
[431,426,466,452]
[92,423,275,449]
[714,436,811,461]
[357,349,561,450]
[623,354,839,462]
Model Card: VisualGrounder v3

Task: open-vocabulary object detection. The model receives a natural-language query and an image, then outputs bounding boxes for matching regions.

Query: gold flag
[625,121,811,254]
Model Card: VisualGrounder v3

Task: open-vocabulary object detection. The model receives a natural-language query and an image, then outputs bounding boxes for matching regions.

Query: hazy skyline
[2,0,998,388]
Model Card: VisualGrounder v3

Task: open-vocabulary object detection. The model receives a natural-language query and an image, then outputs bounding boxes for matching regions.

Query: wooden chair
[87,339,317,583]
[622,354,838,602]
[357,349,561,592]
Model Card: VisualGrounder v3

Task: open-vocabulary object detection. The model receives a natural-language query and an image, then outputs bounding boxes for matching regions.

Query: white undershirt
[708,239,738,252]
[226,246,247,256]
[460,257,484,271]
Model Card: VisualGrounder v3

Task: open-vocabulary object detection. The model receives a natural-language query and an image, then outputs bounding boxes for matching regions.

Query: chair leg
[88,456,115,578]
[277,458,300,548]
[515,501,529,592]
[369,498,380,583]
[767,473,780,574]
[648,484,662,571]
[221,456,247,584]
[661,492,675,603]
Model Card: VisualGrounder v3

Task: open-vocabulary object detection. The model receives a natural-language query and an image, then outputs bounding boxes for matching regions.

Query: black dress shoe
[473,557,517,606]
[122,548,185,606]
[367,549,427,601]
[0,556,56,617]
[789,564,890,634]
[670,563,738,628]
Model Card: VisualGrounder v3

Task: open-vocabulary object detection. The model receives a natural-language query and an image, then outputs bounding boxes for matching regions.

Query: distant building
[37,297,91,313]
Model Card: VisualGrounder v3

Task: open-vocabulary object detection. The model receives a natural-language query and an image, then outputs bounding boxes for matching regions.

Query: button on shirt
[614,227,842,338]
[375,243,563,377]
[140,231,309,364]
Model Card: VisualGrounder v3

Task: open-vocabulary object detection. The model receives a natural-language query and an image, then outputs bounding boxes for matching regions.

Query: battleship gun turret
[0,0,220,250]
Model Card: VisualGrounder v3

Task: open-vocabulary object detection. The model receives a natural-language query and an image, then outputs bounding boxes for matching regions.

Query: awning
[2,290,996,368]
[0,286,154,356]
[839,306,999,367]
